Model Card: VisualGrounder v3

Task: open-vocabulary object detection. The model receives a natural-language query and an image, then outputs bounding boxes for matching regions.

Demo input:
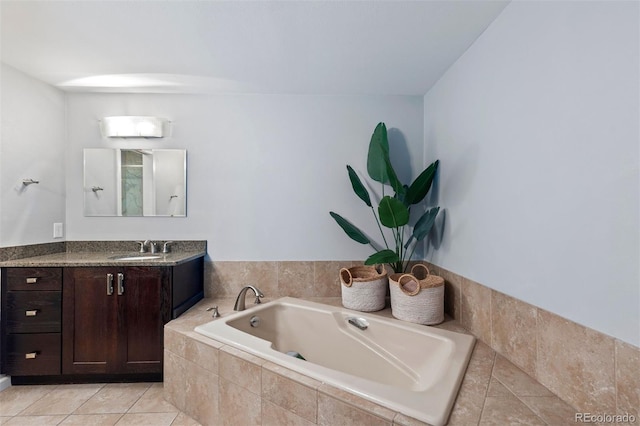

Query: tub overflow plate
[250,316,261,327]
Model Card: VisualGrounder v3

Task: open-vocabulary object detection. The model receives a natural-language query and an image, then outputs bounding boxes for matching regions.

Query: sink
[109,254,162,261]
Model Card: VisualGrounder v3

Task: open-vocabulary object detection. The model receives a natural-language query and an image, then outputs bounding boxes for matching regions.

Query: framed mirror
[84,148,186,217]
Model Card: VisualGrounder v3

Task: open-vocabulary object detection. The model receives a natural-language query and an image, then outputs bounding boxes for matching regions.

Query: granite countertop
[0,250,206,267]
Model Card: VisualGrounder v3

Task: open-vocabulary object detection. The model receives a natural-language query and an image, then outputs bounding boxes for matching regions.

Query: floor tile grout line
[476,350,497,424]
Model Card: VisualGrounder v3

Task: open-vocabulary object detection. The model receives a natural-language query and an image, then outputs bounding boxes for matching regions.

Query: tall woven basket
[339,265,388,312]
[389,264,444,325]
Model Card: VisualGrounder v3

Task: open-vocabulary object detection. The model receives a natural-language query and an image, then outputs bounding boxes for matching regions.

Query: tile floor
[0,382,201,425]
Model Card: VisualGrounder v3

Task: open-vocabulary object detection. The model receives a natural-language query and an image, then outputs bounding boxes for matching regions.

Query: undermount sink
[109,254,162,261]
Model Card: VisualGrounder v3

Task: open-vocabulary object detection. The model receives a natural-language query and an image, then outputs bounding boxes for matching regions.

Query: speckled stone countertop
[0,250,206,267]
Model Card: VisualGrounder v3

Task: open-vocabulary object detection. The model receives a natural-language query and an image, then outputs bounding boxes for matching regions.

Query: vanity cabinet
[1,256,204,383]
[1,268,62,376]
[62,266,170,375]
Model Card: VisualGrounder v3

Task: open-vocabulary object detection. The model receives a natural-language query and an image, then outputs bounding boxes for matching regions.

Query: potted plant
[330,122,440,273]
[330,122,444,323]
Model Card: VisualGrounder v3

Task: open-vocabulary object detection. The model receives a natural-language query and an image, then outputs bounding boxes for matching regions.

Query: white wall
[0,63,66,247]
[424,1,639,346]
[65,94,424,261]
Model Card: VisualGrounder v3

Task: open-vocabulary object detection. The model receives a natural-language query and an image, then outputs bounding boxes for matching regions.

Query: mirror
[84,148,186,217]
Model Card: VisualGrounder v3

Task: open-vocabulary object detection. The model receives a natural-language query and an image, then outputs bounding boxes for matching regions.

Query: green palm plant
[330,122,440,273]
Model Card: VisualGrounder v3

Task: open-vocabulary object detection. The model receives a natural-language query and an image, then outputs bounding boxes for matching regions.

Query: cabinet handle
[117,273,124,295]
[26,277,39,284]
[25,310,39,317]
[106,273,114,295]
[25,352,38,359]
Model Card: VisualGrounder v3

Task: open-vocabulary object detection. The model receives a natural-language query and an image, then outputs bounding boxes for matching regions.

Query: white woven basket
[389,264,444,325]
[340,265,388,312]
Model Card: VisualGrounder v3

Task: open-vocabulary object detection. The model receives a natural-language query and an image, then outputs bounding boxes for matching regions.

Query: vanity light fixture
[100,116,168,138]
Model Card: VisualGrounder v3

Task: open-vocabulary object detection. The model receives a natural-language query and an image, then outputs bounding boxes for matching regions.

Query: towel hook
[22,178,39,186]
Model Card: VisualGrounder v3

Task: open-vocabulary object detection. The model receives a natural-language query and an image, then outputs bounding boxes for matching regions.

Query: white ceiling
[1,0,509,95]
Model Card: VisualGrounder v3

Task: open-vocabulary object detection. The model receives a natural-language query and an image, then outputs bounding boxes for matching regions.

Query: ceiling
[1,0,509,95]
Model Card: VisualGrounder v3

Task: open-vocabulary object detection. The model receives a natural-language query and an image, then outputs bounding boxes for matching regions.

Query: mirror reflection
[84,148,186,217]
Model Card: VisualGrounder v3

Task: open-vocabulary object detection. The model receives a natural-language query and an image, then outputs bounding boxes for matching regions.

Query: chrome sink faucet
[233,285,264,311]
[137,240,158,253]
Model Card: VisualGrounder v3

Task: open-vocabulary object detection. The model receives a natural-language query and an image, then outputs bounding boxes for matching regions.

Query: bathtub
[194,297,475,426]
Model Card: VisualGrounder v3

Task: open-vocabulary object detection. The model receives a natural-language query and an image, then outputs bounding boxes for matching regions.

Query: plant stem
[371,206,389,249]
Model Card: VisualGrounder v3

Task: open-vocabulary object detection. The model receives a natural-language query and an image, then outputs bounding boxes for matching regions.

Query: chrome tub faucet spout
[234,285,265,311]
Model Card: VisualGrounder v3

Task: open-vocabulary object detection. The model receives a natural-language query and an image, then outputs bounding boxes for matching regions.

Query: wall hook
[22,179,39,186]
[92,186,104,192]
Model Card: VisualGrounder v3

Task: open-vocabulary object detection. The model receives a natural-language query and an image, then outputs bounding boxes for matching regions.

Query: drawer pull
[25,310,39,317]
[25,352,38,359]
[26,277,39,284]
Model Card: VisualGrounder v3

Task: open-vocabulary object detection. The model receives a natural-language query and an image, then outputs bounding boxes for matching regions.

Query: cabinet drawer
[6,292,61,333]
[6,268,62,291]
[5,334,61,376]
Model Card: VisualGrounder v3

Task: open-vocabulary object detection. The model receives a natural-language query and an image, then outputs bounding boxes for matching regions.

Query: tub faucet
[234,285,264,311]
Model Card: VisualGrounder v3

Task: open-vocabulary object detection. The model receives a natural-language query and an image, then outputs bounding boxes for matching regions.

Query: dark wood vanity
[1,254,204,384]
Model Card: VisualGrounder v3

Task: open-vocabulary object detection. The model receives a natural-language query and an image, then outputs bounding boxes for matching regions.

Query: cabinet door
[62,267,118,374]
[117,266,169,374]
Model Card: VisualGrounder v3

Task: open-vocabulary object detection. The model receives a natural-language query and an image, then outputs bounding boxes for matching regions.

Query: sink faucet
[137,240,158,253]
[233,285,264,311]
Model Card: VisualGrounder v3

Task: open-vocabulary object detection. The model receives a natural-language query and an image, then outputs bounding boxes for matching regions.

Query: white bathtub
[194,297,475,426]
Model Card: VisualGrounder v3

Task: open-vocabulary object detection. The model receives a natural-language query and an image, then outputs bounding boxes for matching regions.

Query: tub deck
[164,297,578,425]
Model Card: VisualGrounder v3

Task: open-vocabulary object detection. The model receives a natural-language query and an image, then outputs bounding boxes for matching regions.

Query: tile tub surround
[427,263,640,422]
[164,297,580,426]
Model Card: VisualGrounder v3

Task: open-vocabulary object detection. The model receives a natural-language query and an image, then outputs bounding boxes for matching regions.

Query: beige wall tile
[317,393,391,426]
[208,261,278,298]
[263,362,322,390]
[461,278,492,345]
[219,346,264,394]
[490,290,537,377]
[163,350,187,411]
[164,327,187,358]
[479,395,545,425]
[427,264,461,321]
[261,398,316,426]
[492,355,552,397]
[184,337,219,374]
[262,368,318,422]
[536,309,616,412]
[278,261,315,297]
[317,384,396,422]
[615,340,640,419]
[314,261,351,297]
[184,362,220,426]
[219,378,261,426]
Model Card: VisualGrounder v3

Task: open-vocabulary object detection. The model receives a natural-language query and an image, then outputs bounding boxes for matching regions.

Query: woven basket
[389,264,444,325]
[339,265,388,312]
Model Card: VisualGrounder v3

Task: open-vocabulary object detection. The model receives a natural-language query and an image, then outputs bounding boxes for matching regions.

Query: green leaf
[378,196,410,228]
[412,207,440,241]
[346,165,371,207]
[405,160,439,205]
[329,212,370,244]
[366,122,390,184]
[365,249,400,265]
[383,151,405,199]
